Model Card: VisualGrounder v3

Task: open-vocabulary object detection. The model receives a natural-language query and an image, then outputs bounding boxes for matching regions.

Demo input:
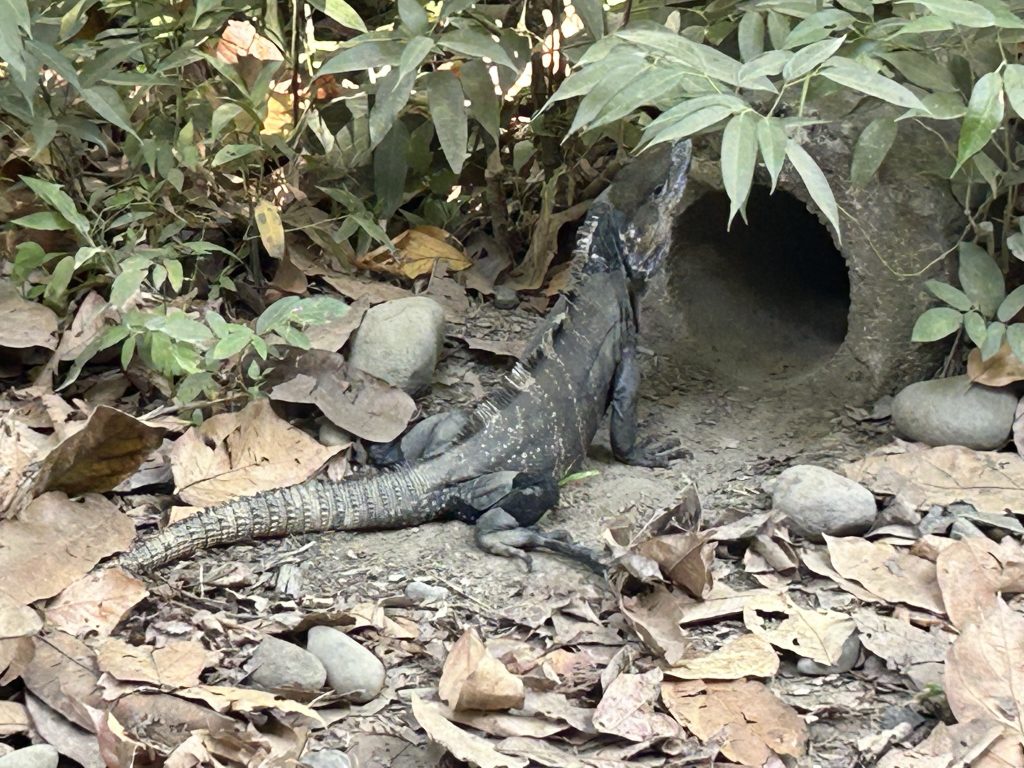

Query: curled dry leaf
[945,599,1024,746]
[27,405,165,500]
[936,537,1024,630]
[664,633,780,681]
[661,679,808,767]
[853,611,952,690]
[0,593,41,639]
[170,398,343,507]
[412,695,529,768]
[441,705,568,740]
[617,585,689,665]
[358,227,471,279]
[0,493,135,604]
[844,444,1024,517]
[636,532,716,598]
[24,693,104,768]
[97,638,211,688]
[439,629,525,712]
[824,535,945,614]
[175,685,324,726]
[215,18,283,62]
[801,547,883,603]
[0,280,59,350]
[593,668,680,742]
[968,344,1024,387]
[44,568,148,638]
[743,592,856,666]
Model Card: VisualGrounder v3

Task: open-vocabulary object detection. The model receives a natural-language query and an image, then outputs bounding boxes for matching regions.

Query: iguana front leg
[610,337,691,468]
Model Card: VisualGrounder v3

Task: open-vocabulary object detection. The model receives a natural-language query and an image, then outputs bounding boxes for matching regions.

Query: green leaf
[571,64,682,133]
[397,35,435,81]
[43,255,75,309]
[110,265,148,309]
[460,59,500,141]
[566,59,649,134]
[210,329,253,360]
[616,27,741,87]
[13,211,74,231]
[982,321,1005,359]
[721,112,758,226]
[1003,64,1024,119]
[319,40,405,75]
[317,0,366,30]
[895,0,995,26]
[206,311,230,338]
[19,177,91,238]
[955,71,1004,171]
[160,311,214,343]
[757,118,787,192]
[926,279,973,311]
[912,307,963,341]
[547,50,645,106]
[292,296,350,325]
[398,0,430,34]
[574,0,604,39]
[79,85,139,138]
[820,58,925,109]
[767,11,791,50]
[121,334,136,369]
[374,120,409,218]
[426,71,468,174]
[738,50,790,83]
[1008,231,1024,261]
[782,35,846,81]
[878,51,958,92]
[738,11,765,62]
[642,105,738,147]
[437,28,517,71]
[850,117,897,186]
[212,143,262,166]
[211,103,243,139]
[964,310,987,347]
[256,296,302,335]
[369,51,426,146]
[958,241,1005,318]
[998,285,1024,322]
[784,10,855,48]
[785,141,842,241]
[1007,323,1024,362]
[164,259,184,292]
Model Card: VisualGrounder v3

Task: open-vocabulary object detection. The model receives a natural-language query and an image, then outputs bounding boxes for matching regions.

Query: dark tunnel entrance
[663,187,851,383]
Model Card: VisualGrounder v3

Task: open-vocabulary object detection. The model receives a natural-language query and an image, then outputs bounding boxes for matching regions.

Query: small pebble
[248,636,327,694]
[796,635,861,676]
[405,581,449,605]
[306,626,385,704]
[0,746,59,768]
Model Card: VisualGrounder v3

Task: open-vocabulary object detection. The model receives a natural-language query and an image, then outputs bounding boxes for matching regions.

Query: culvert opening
[666,187,850,382]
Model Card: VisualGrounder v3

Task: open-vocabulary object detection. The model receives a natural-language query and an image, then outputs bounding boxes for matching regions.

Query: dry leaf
[175,684,324,725]
[439,630,525,712]
[844,444,1024,517]
[359,227,471,279]
[936,537,1024,630]
[877,719,1017,768]
[618,586,689,665]
[170,399,342,507]
[1013,399,1024,457]
[24,693,104,768]
[743,592,855,666]
[0,280,59,350]
[853,611,952,690]
[0,701,29,736]
[801,547,883,603]
[0,593,41,639]
[0,493,135,604]
[945,599,1024,745]
[677,584,777,626]
[593,668,680,742]
[664,634,780,681]
[825,535,945,614]
[44,568,148,638]
[637,532,715,598]
[215,19,283,63]
[97,639,211,688]
[968,344,1024,386]
[26,406,165,500]
[254,199,286,260]
[506,198,590,291]
[661,679,808,766]
[412,695,528,768]
[442,706,567,739]
[21,632,102,732]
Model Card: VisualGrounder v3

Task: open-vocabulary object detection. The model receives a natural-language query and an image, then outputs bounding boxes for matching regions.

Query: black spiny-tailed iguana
[117,140,693,573]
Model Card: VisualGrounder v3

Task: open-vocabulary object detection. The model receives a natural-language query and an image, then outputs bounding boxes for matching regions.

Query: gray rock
[300,749,352,768]
[773,465,876,543]
[493,285,519,310]
[306,626,385,703]
[348,297,445,395]
[405,581,449,605]
[248,636,327,694]
[796,635,861,676]
[0,746,59,768]
[318,421,353,447]
[892,375,1018,450]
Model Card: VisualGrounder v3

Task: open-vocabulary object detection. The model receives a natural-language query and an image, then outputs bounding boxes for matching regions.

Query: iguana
[117,140,693,574]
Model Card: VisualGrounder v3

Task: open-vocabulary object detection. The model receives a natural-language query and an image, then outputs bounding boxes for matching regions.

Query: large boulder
[348,297,445,396]
[772,465,877,542]
[892,375,1018,450]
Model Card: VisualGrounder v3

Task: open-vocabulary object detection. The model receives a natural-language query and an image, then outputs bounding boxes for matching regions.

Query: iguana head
[600,140,692,287]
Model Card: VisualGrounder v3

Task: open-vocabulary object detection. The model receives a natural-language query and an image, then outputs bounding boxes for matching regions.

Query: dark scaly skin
[117,141,693,573]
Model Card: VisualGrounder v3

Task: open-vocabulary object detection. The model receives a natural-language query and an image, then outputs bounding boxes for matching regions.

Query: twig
[141,393,248,420]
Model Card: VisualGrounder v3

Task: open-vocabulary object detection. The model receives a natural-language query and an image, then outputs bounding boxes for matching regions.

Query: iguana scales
[118,140,693,573]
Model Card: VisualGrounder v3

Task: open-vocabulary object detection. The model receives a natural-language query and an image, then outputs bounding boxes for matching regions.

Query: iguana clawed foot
[620,435,693,468]
[474,509,606,573]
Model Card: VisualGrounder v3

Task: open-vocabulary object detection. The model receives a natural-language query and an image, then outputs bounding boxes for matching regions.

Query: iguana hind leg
[474,509,605,573]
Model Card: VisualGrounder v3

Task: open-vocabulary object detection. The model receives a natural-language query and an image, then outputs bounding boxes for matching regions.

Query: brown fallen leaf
[743,592,856,666]
[853,611,952,690]
[0,493,135,604]
[21,632,103,732]
[877,719,1021,768]
[175,685,324,726]
[0,280,59,351]
[412,695,528,768]
[945,599,1024,746]
[170,398,343,507]
[0,637,33,684]
[637,532,716,598]
[968,344,1024,387]
[97,638,211,688]
[215,18,283,63]
[593,668,680,742]
[439,629,525,712]
[358,227,471,279]
[0,593,41,639]
[442,705,567,739]
[305,296,368,352]
[801,547,883,603]
[0,701,29,736]
[44,568,148,638]
[664,633,780,681]
[844,444,1024,518]
[24,693,104,768]
[505,193,590,291]
[618,585,690,665]
[662,679,807,766]
[677,584,777,626]
[936,537,1024,630]
[54,291,112,362]
[825,535,945,614]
